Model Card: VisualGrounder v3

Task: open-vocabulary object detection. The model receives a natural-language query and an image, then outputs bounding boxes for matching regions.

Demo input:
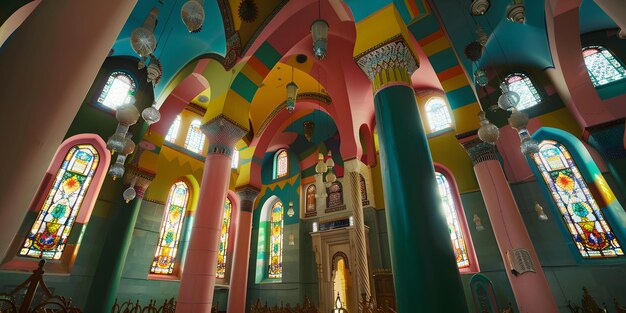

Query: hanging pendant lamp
[130,8,159,58]
[286,66,298,112]
[181,0,205,33]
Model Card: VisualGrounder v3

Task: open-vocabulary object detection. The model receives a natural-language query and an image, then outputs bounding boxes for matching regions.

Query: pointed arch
[434,164,479,273]
[530,127,626,261]
[305,184,317,217]
[1,134,110,272]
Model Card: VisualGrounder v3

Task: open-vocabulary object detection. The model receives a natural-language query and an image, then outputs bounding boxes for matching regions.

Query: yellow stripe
[422,37,450,56]
[441,74,470,93]
[452,102,481,134]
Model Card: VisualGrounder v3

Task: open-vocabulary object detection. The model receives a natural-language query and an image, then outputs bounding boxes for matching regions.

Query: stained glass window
[151,182,189,274]
[165,115,181,143]
[327,182,343,208]
[20,145,99,260]
[216,198,232,278]
[274,149,288,179]
[305,184,316,216]
[435,172,470,269]
[184,119,205,154]
[97,71,136,110]
[504,73,542,110]
[360,174,369,206]
[532,140,623,258]
[425,98,452,132]
[268,200,284,279]
[231,149,239,169]
[582,46,626,87]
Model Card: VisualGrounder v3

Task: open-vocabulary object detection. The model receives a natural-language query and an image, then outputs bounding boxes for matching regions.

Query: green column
[357,39,468,313]
[84,168,153,313]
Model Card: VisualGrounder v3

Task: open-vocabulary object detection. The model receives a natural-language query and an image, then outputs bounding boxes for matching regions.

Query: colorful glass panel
[165,115,181,143]
[504,73,542,110]
[425,98,452,132]
[216,198,232,278]
[327,182,343,207]
[533,140,623,258]
[305,184,316,215]
[97,71,136,110]
[20,145,99,260]
[583,46,626,87]
[231,149,239,169]
[275,150,288,179]
[184,120,205,153]
[360,174,368,205]
[435,172,470,269]
[268,201,284,278]
[150,182,189,274]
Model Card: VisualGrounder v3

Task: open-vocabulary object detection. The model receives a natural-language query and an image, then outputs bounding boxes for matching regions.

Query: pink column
[462,138,559,313]
[176,116,246,313]
[0,0,136,259]
[227,186,260,313]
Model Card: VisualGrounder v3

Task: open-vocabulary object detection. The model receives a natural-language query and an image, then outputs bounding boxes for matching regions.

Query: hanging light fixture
[107,103,140,154]
[474,69,488,87]
[303,120,315,142]
[181,0,205,33]
[130,8,159,60]
[508,108,539,155]
[286,66,298,112]
[311,19,329,60]
[497,82,520,111]
[123,177,138,203]
[142,101,161,126]
[477,111,499,145]
[473,213,486,231]
[470,0,490,16]
[287,201,295,217]
[315,152,328,174]
[109,134,136,180]
[324,151,336,187]
[506,0,526,24]
[146,55,163,85]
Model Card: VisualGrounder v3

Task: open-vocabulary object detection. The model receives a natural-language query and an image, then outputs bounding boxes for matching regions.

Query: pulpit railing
[0,260,81,313]
[249,297,319,313]
[359,294,395,313]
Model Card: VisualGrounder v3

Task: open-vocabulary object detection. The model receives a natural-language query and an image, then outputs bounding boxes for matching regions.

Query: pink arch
[359,123,376,167]
[149,61,210,137]
[433,163,480,274]
[249,100,332,188]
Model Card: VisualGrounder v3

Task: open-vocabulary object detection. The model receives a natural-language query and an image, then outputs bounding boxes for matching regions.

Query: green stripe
[429,48,458,73]
[256,42,282,69]
[447,85,476,109]
[231,74,258,102]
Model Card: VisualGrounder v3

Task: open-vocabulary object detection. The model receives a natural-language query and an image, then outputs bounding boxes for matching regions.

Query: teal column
[84,167,153,313]
[357,39,468,313]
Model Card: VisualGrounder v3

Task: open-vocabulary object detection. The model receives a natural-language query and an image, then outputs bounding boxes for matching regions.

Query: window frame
[273,149,289,180]
[0,134,111,273]
[434,164,480,274]
[184,119,206,154]
[424,96,454,134]
[95,70,137,112]
[582,45,626,88]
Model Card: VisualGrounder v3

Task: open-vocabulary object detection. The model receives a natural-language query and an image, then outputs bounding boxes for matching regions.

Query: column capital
[355,36,419,92]
[123,165,155,199]
[461,137,498,166]
[236,186,260,212]
[343,158,362,173]
[201,114,248,156]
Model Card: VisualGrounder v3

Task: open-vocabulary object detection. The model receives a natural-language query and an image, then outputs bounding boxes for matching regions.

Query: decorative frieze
[461,137,498,166]
[236,186,260,212]
[201,114,248,156]
[355,37,419,92]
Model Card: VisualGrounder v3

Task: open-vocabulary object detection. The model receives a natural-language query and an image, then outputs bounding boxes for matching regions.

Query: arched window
[231,149,239,169]
[151,181,189,275]
[360,174,369,206]
[19,145,100,260]
[532,140,623,258]
[435,172,471,269]
[327,181,344,208]
[268,200,284,279]
[503,73,542,110]
[97,71,136,110]
[582,46,626,87]
[216,198,233,279]
[184,119,205,154]
[305,184,316,217]
[165,115,181,143]
[273,149,288,179]
[425,97,452,132]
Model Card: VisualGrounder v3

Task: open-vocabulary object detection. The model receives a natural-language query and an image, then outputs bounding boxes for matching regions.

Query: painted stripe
[407,14,439,40]
[248,56,271,78]
[417,29,444,46]
[405,0,420,18]
[429,48,458,73]
[441,73,470,92]
[447,85,476,110]
[256,42,282,70]
[231,74,258,103]
[436,65,464,82]
[422,36,451,56]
